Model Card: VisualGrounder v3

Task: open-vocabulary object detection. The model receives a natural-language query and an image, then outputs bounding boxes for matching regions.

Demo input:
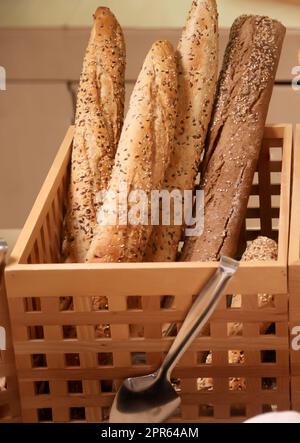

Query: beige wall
[0,0,300,229]
[0,0,300,28]
[0,26,299,229]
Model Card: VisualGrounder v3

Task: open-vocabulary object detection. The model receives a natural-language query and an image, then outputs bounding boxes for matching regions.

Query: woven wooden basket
[0,255,21,422]
[5,124,292,423]
[289,124,300,413]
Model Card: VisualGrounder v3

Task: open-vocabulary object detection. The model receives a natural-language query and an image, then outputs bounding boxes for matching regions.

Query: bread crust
[182,15,286,262]
[144,0,218,262]
[62,7,126,263]
[86,40,178,263]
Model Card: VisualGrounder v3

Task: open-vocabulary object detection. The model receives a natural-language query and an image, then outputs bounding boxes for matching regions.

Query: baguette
[62,7,126,263]
[86,40,178,263]
[144,0,218,262]
[181,15,285,262]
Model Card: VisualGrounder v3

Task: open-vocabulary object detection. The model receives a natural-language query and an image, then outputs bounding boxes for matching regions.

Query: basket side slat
[258,139,273,238]
[277,125,293,264]
[9,126,73,265]
[290,124,300,412]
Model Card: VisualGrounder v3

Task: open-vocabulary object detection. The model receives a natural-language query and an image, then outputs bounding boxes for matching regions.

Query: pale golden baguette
[144,0,218,262]
[86,40,178,263]
[62,7,126,263]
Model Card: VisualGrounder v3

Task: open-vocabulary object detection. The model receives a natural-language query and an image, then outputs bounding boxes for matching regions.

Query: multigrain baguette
[181,15,286,262]
[62,7,126,263]
[86,40,178,263]
[144,0,218,262]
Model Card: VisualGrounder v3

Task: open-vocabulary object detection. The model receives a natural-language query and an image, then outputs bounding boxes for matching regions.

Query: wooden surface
[4,125,292,422]
[289,125,300,290]
[0,27,299,229]
[289,124,300,412]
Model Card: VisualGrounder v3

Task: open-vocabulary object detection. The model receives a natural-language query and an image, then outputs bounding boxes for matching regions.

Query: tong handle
[0,239,8,266]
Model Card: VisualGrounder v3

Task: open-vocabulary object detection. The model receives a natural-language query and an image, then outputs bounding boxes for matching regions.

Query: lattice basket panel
[5,125,292,422]
[0,258,21,422]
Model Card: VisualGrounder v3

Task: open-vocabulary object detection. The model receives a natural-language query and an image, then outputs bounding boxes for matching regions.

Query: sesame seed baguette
[181,15,286,262]
[86,40,178,263]
[143,0,218,262]
[62,7,126,263]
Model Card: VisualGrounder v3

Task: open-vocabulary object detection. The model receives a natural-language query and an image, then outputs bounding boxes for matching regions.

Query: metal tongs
[0,239,8,265]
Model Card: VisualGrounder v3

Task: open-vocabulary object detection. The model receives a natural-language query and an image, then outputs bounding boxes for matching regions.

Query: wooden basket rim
[6,124,292,272]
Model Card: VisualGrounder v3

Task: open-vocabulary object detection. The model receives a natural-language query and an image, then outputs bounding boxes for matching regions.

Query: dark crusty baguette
[143,0,218,262]
[62,7,126,263]
[86,40,178,263]
[181,15,286,262]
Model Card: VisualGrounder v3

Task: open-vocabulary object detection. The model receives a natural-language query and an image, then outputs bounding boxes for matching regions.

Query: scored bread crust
[181,15,286,262]
[62,7,126,263]
[143,0,218,262]
[86,40,178,263]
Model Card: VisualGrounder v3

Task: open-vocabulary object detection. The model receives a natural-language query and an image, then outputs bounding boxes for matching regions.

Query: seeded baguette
[144,0,218,262]
[86,40,178,263]
[181,15,285,262]
[62,7,126,263]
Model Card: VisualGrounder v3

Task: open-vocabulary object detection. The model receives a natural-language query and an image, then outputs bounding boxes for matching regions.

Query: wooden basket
[5,124,292,423]
[289,124,300,412]
[0,258,21,422]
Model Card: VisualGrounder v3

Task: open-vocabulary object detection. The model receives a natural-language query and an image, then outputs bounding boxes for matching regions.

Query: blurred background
[1,0,300,27]
[0,0,299,249]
